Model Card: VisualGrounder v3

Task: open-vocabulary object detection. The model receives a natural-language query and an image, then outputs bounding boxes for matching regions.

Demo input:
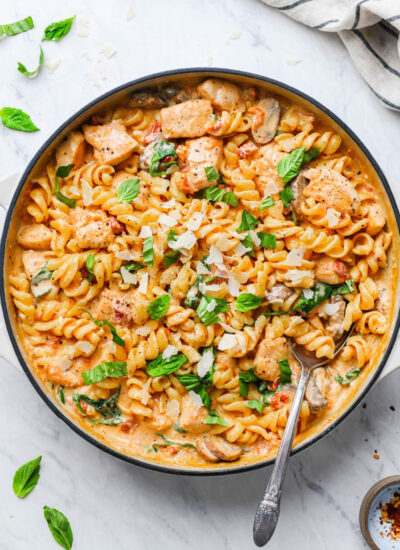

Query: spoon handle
[253,367,310,547]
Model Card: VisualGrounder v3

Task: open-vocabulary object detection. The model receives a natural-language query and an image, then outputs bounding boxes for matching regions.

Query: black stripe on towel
[353,29,400,78]
[313,19,339,30]
[379,21,399,38]
[277,0,313,11]
[366,84,400,110]
[387,15,400,22]
[352,0,372,30]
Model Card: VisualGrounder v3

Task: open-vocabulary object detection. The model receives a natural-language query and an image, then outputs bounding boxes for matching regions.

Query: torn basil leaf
[86,254,95,282]
[143,236,154,265]
[0,107,39,132]
[173,423,187,434]
[204,166,219,181]
[242,232,255,258]
[124,261,144,272]
[235,293,263,313]
[257,232,276,249]
[81,309,125,347]
[13,456,42,498]
[153,433,196,450]
[277,147,305,183]
[42,15,75,41]
[335,367,361,385]
[260,196,275,210]
[278,359,292,384]
[163,249,180,267]
[82,362,127,385]
[247,399,264,414]
[239,368,258,398]
[205,409,228,426]
[149,140,178,176]
[17,46,44,77]
[184,277,203,309]
[196,296,228,326]
[73,387,122,421]
[43,506,73,550]
[294,282,332,314]
[146,352,188,377]
[303,147,320,163]
[147,294,170,320]
[237,210,259,231]
[58,386,65,404]
[199,185,238,207]
[55,164,76,208]
[30,264,53,298]
[176,373,211,408]
[117,178,140,203]
[0,16,34,37]
[279,186,295,208]
[332,280,355,295]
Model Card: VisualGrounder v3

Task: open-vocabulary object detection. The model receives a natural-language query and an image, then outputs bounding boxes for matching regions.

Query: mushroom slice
[197,434,242,462]
[305,369,328,413]
[326,295,346,341]
[290,173,309,221]
[251,98,280,144]
[129,89,169,109]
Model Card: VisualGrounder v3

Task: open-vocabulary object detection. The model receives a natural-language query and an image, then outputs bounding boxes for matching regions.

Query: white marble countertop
[1,0,400,548]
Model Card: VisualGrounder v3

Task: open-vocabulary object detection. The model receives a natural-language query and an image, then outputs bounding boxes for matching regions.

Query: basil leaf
[143,236,154,265]
[204,166,219,181]
[82,362,127,385]
[0,107,39,132]
[278,359,292,384]
[146,352,188,377]
[237,210,259,231]
[12,456,41,498]
[260,196,275,210]
[277,147,305,183]
[335,374,350,386]
[184,276,203,309]
[196,296,228,326]
[147,294,170,320]
[43,506,73,550]
[199,186,224,203]
[58,386,65,404]
[124,261,144,272]
[163,249,180,267]
[279,186,295,208]
[176,373,211,408]
[149,140,178,176]
[346,367,361,380]
[199,346,216,387]
[55,164,76,208]
[153,433,196,450]
[73,387,121,419]
[86,254,95,283]
[303,147,320,163]
[81,309,125,347]
[262,389,276,404]
[332,280,355,295]
[167,229,178,243]
[247,399,264,414]
[17,46,44,77]
[239,368,258,397]
[117,178,140,203]
[242,232,255,258]
[205,409,228,426]
[30,263,52,298]
[0,16,34,37]
[89,417,124,426]
[173,423,187,434]
[236,293,263,313]
[257,232,276,249]
[294,282,332,314]
[223,191,239,207]
[42,15,75,41]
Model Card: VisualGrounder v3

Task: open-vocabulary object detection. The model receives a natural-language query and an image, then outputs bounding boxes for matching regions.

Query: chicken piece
[290,173,309,221]
[179,394,210,434]
[254,337,288,381]
[89,288,137,327]
[83,122,138,165]
[69,208,114,249]
[196,434,242,462]
[45,354,89,387]
[326,295,346,341]
[305,369,328,413]
[265,284,294,304]
[17,224,53,250]
[303,168,361,215]
[160,99,212,139]
[315,256,348,285]
[250,98,280,145]
[22,250,48,279]
[367,202,386,236]
[376,284,390,316]
[197,78,245,112]
[236,141,258,159]
[179,136,223,194]
[56,130,86,168]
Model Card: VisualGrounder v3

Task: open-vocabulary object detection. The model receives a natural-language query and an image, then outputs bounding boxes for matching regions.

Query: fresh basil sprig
[73,387,122,423]
[86,254,95,282]
[247,399,264,414]
[279,186,295,208]
[335,367,361,385]
[204,166,221,182]
[239,368,258,397]
[143,236,154,265]
[146,352,188,377]
[147,294,170,320]
[82,362,127,385]
[205,409,228,426]
[55,164,76,208]
[277,146,320,184]
[149,140,178,176]
[117,178,140,203]
[58,386,65,404]
[196,296,228,326]
[123,261,144,272]
[199,185,238,207]
[153,433,196,450]
[0,16,34,37]
[42,15,75,41]
[173,423,187,434]
[332,280,355,295]
[0,107,39,132]
[237,210,259,231]
[12,456,42,498]
[257,232,276,249]
[164,249,180,267]
[176,364,214,409]
[235,293,263,313]
[43,506,73,550]
[17,46,44,77]
[260,196,275,210]
[81,309,125,347]
[278,359,292,384]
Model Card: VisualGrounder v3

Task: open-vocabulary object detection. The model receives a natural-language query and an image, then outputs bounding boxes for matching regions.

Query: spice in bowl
[379,492,400,540]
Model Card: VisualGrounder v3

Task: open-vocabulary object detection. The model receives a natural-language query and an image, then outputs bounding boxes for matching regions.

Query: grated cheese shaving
[218,333,238,351]
[227,275,240,297]
[187,212,203,231]
[126,5,136,20]
[323,302,341,316]
[81,178,93,206]
[326,208,341,228]
[76,341,94,355]
[77,17,89,37]
[286,269,314,285]
[206,299,217,312]
[44,57,61,74]
[138,225,152,239]
[234,242,251,257]
[215,234,232,252]
[161,198,176,209]
[138,272,149,294]
[166,399,180,420]
[120,266,138,285]
[100,43,117,59]
[189,390,203,409]
[162,345,179,360]
[158,213,177,228]
[197,349,214,378]
[196,261,210,275]
[282,247,305,267]
[115,250,134,260]
[205,245,223,265]
[170,230,197,251]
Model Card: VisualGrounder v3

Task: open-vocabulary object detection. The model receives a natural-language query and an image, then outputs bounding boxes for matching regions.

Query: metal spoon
[253,327,353,547]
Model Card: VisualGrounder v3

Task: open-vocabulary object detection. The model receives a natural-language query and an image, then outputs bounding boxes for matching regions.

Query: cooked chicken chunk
[290,173,309,220]
[69,208,115,249]
[367,202,386,235]
[265,284,294,304]
[111,171,148,211]
[17,224,53,250]
[160,99,212,139]
[179,394,210,434]
[315,256,348,285]
[196,434,242,462]
[326,295,346,341]
[56,130,86,168]
[83,122,137,165]
[22,250,48,279]
[303,168,361,215]
[88,288,147,327]
[197,78,245,112]
[250,98,280,144]
[305,369,328,413]
[178,136,223,193]
[254,337,288,381]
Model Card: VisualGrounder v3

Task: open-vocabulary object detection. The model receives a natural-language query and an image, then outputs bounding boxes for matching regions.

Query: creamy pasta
[8,77,397,468]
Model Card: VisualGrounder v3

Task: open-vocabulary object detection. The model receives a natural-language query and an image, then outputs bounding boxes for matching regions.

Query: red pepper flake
[379,492,400,540]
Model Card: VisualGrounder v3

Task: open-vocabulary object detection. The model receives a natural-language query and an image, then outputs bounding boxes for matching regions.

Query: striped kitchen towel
[260,0,400,111]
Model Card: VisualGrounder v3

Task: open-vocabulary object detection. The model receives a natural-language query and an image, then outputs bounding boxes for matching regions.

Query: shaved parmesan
[126,5,136,20]
[161,198,176,209]
[205,284,221,292]
[170,230,197,251]
[100,43,117,59]
[44,57,60,74]
[250,230,261,247]
[120,266,138,285]
[263,182,281,195]
[205,245,223,265]
[206,299,217,312]
[166,399,180,420]
[162,345,179,360]
[228,276,240,297]
[282,247,305,267]
[196,261,210,275]
[219,323,239,334]
[234,242,251,256]
[197,349,214,378]
[246,284,256,294]
[139,225,152,239]
[286,57,302,66]
[76,341,94,355]
[158,213,177,228]
[77,17,89,37]
[326,208,341,228]
[199,282,207,294]
[141,378,151,405]
[286,269,314,285]
[68,185,79,196]
[323,302,341,316]
[189,390,203,409]
[302,289,314,300]
[215,234,232,252]
[218,333,238,351]
[81,178,93,206]
[136,325,153,337]
[115,250,134,260]
[56,356,72,371]
[187,212,203,231]
[138,272,149,294]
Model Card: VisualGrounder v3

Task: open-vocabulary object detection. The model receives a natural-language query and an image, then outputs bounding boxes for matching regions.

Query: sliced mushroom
[130,89,169,109]
[290,173,309,220]
[305,369,328,413]
[265,283,294,304]
[326,295,346,341]
[251,98,280,144]
[196,434,242,462]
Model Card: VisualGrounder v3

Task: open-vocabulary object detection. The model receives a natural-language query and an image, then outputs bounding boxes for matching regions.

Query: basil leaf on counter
[257,232,276,249]
[117,178,140,203]
[237,210,259,231]
[147,294,170,320]
[0,16,34,37]
[55,164,76,207]
[176,373,211,409]
[277,147,305,183]
[58,386,65,404]
[239,368,258,398]
[235,293,263,313]
[153,433,196,450]
[146,352,188,377]
[242,232,255,258]
[43,506,73,550]
[196,296,228,326]
[86,254,95,282]
[82,362,127,385]
[247,399,264,414]
[332,280,355,295]
[17,46,44,77]
[260,196,275,210]
[13,456,42,498]
[73,387,122,420]
[0,107,39,132]
[149,140,178,176]
[279,186,295,208]
[278,359,292,384]
[143,236,154,265]
[42,15,75,41]
[205,409,228,426]
[81,309,125,347]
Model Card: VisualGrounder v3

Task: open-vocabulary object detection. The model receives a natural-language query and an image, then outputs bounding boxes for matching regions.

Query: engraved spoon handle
[253,366,310,547]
